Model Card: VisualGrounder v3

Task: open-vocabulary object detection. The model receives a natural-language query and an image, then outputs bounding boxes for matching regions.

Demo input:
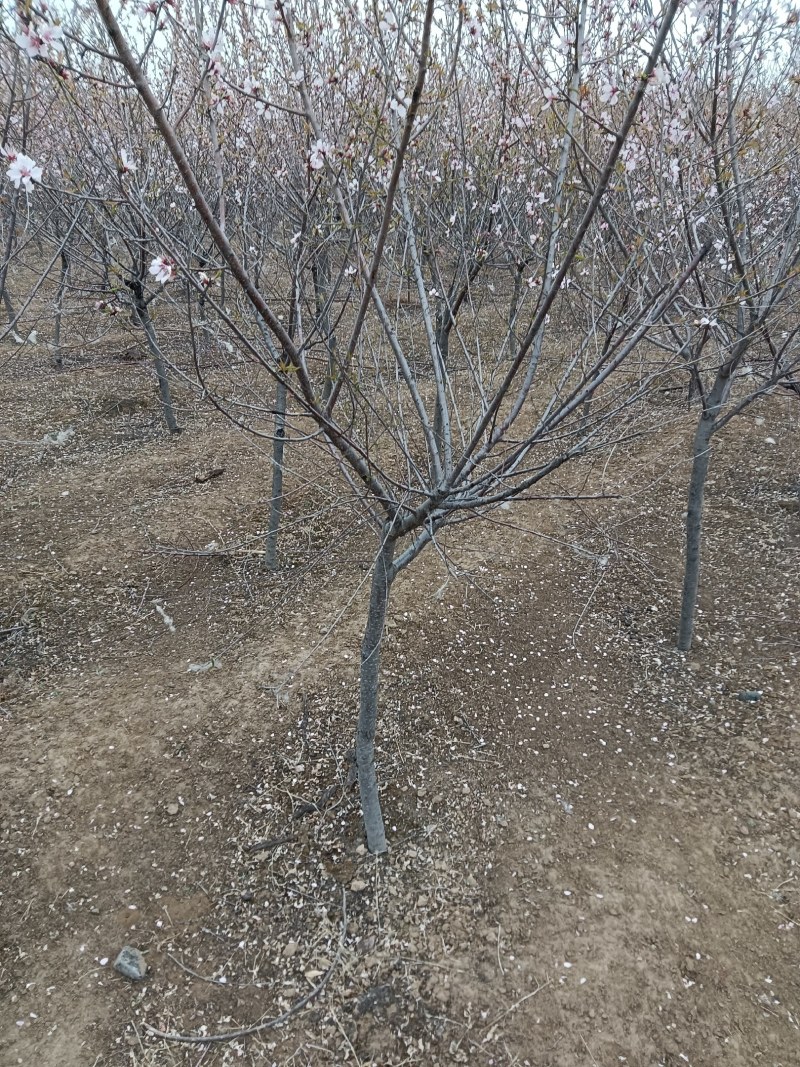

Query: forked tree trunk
[357,533,396,854]
[677,414,714,650]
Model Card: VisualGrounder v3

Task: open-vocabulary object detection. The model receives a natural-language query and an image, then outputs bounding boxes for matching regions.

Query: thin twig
[143,890,347,1044]
[167,952,230,986]
[482,980,550,1042]
[579,1032,600,1066]
[459,714,485,748]
[243,833,297,853]
[496,925,505,976]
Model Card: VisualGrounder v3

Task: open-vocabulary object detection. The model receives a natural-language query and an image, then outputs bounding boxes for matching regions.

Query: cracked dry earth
[1,353,799,1067]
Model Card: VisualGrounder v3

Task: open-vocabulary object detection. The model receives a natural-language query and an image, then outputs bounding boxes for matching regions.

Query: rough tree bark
[264,280,299,568]
[357,532,397,855]
[53,241,70,367]
[127,276,181,435]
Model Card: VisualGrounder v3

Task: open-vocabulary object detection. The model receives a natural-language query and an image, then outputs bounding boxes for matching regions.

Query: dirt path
[2,355,798,1065]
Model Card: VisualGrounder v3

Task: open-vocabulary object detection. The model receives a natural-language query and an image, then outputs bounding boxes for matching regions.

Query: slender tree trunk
[1,286,15,327]
[263,281,299,566]
[53,244,70,367]
[508,260,524,361]
[357,532,396,855]
[677,414,714,650]
[433,312,449,456]
[264,378,287,569]
[99,229,111,290]
[0,185,21,331]
[132,293,180,434]
[313,249,338,404]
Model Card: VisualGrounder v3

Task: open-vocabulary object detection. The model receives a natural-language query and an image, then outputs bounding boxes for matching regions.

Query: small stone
[113,946,147,981]
[166,803,179,816]
[283,941,299,958]
[350,879,368,892]
[737,690,762,703]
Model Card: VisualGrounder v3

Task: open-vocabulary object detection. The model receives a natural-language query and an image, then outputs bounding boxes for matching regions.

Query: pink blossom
[379,10,398,33]
[6,152,42,191]
[119,149,136,175]
[15,25,45,59]
[465,16,481,41]
[15,19,62,58]
[389,93,411,121]
[149,255,176,285]
[599,81,620,106]
[39,21,63,51]
[667,116,689,144]
[243,76,266,112]
[265,0,282,27]
[308,138,332,171]
[211,90,230,113]
[542,86,558,111]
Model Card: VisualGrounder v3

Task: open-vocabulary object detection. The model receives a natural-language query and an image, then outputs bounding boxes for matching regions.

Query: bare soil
[1,350,799,1067]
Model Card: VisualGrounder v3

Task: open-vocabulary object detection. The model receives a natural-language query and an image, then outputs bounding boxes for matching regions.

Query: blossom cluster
[15,20,63,61]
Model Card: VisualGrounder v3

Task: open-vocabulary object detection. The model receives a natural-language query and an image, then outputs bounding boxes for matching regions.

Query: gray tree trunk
[1,286,15,327]
[508,260,524,361]
[313,250,338,405]
[357,533,396,854]
[53,245,70,367]
[264,377,287,569]
[677,414,714,650]
[133,296,180,434]
[263,282,299,567]
[432,311,449,456]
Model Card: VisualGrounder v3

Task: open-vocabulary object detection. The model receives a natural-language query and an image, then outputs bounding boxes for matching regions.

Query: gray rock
[113,946,147,981]
[737,690,763,702]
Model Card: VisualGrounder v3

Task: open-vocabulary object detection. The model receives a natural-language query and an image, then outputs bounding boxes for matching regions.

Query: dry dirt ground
[1,351,799,1067]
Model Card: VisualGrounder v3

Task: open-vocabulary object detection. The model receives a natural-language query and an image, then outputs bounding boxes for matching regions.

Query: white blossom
[149,255,176,285]
[6,151,42,191]
[308,138,332,171]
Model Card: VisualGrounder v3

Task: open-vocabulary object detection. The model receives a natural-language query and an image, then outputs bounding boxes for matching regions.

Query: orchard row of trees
[2,0,798,850]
